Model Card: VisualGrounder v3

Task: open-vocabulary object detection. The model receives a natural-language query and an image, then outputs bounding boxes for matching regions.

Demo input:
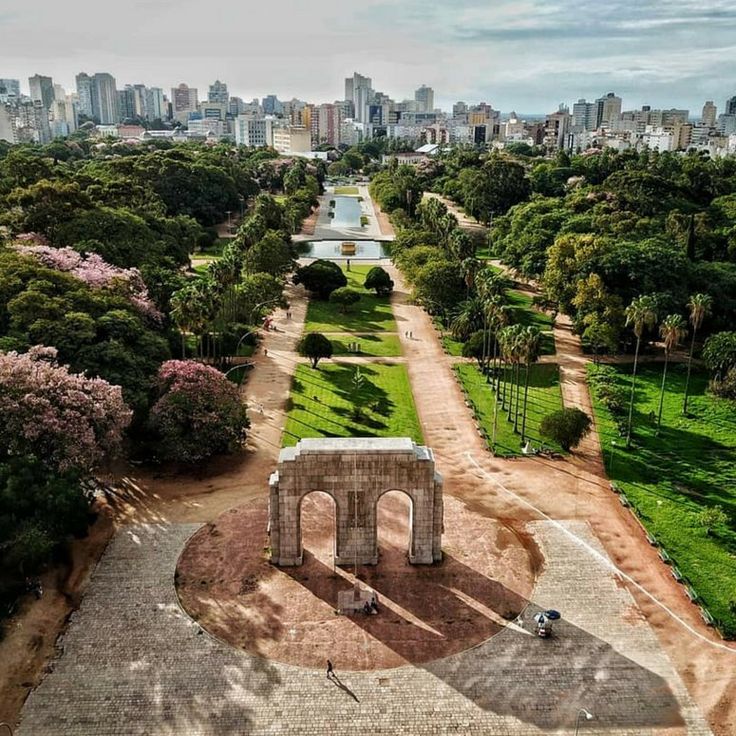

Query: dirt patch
[176,493,537,670]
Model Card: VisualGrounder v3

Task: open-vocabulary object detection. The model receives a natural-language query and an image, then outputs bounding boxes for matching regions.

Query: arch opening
[375,489,414,564]
[297,491,337,566]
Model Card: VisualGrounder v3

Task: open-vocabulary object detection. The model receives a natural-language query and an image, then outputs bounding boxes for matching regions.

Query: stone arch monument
[269,438,443,566]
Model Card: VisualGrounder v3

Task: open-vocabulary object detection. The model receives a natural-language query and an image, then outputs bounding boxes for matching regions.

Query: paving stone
[17,521,712,735]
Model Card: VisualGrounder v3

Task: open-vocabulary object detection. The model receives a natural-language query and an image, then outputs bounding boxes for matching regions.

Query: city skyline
[1,0,735,113]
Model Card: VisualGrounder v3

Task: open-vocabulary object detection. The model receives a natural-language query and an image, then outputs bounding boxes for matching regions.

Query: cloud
[0,0,734,113]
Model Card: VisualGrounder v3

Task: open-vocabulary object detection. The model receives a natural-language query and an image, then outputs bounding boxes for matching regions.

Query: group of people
[361,598,379,615]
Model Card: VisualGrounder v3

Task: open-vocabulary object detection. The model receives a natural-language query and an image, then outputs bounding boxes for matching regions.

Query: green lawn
[588,363,736,637]
[304,265,396,333]
[330,333,401,357]
[506,289,554,330]
[283,363,423,446]
[455,362,564,456]
[334,186,359,195]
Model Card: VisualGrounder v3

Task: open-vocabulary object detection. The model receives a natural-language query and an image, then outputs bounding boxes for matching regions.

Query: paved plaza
[18,518,712,735]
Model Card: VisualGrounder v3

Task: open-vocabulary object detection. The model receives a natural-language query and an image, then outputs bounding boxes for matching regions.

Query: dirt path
[387,266,736,735]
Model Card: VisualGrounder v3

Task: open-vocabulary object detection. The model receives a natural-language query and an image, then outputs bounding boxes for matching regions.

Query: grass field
[455,363,564,456]
[283,363,422,446]
[442,331,555,357]
[334,186,359,195]
[330,333,401,357]
[588,363,736,636]
[303,265,397,333]
[506,289,554,330]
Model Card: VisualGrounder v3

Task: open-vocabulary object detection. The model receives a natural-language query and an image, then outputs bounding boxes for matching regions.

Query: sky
[1,0,735,114]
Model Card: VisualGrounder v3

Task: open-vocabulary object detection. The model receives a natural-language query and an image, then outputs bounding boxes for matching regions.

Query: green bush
[540,407,592,451]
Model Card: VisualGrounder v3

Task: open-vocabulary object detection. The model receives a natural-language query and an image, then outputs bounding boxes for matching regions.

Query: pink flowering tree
[13,243,162,322]
[148,360,249,463]
[0,346,132,473]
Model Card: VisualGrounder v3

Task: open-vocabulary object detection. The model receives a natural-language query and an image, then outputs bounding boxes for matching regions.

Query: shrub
[329,287,362,313]
[293,259,347,299]
[148,360,249,463]
[540,407,592,451]
[696,505,729,536]
[298,332,333,369]
[364,266,394,296]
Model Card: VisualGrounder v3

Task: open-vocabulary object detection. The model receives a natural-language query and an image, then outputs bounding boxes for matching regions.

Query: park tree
[697,505,729,536]
[293,259,347,299]
[461,331,486,368]
[0,346,132,473]
[148,360,249,463]
[519,326,542,442]
[682,293,713,414]
[458,155,530,224]
[243,231,296,277]
[298,332,333,369]
[413,260,465,317]
[364,266,393,296]
[655,314,687,434]
[624,295,658,447]
[329,286,361,313]
[540,408,592,452]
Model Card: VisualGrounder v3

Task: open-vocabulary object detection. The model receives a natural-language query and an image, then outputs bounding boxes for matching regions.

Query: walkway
[17,521,711,735]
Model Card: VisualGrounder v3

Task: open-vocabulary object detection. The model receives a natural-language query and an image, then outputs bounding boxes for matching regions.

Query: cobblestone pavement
[18,521,712,735]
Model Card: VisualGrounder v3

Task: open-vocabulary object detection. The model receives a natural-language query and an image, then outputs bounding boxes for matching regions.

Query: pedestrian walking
[326,660,334,679]
[264,348,268,357]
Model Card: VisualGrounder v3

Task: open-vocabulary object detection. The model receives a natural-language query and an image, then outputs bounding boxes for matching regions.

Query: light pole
[608,440,617,474]
[226,210,232,233]
[575,708,593,736]
[232,297,283,360]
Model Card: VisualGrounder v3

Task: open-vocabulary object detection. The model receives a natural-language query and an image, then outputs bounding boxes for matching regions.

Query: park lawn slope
[454,362,564,456]
[330,333,401,357]
[283,362,423,447]
[303,265,396,333]
[588,363,736,637]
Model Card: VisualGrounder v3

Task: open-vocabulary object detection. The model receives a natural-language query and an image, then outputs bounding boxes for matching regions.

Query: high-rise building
[118,87,136,120]
[234,116,273,147]
[0,79,21,102]
[595,92,622,128]
[415,85,434,113]
[75,73,95,118]
[263,95,283,115]
[344,73,372,123]
[171,83,199,122]
[0,103,16,142]
[726,95,736,116]
[208,80,229,104]
[572,99,596,131]
[317,103,342,145]
[28,74,55,111]
[702,101,717,127]
[93,73,119,124]
[146,88,165,121]
[229,96,245,116]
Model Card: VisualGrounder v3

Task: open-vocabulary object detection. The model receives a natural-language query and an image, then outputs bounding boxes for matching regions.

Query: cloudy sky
[1,0,735,113]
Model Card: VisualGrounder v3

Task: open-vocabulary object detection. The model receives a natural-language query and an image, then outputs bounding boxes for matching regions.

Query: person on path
[326,660,334,679]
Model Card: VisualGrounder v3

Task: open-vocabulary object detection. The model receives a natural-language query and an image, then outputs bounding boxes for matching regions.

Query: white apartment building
[272,126,311,154]
[234,116,274,147]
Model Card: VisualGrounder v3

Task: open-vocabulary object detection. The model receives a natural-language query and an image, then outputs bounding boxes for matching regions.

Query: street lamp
[226,210,232,233]
[575,708,594,736]
[231,297,284,364]
[608,440,617,473]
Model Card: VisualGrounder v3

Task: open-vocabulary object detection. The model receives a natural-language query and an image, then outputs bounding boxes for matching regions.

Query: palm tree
[460,257,481,296]
[682,293,712,414]
[656,314,687,434]
[624,295,658,447]
[519,326,542,442]
[485,297,509,386]
[450,297,485,341]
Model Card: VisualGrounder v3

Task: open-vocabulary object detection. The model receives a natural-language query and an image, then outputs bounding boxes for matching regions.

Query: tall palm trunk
[656,350,670,435]
[506,362,514,420]
[513,362,522,433]
[625,337,641,448]
[682,327,697,415]
[521,361,531,441]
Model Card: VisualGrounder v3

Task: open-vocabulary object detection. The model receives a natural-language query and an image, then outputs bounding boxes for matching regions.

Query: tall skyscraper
[263,95,283,115]
[28,74,55,111]
[171,83,198,122]
[118,87,136,120]
[146,88,165,121]
[415,85,434,113]
[345,73,372,122]
[208,80,229,104]
[595,92,622,128]
[726,95,736,116]
[93,73,119,124]
[702,101,717,127]
[572,99,596,131]
[75,73,94,117]
[0,78,21,102]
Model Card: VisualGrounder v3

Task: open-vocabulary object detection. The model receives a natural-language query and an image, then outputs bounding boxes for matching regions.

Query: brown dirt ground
[177,493,538,670]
